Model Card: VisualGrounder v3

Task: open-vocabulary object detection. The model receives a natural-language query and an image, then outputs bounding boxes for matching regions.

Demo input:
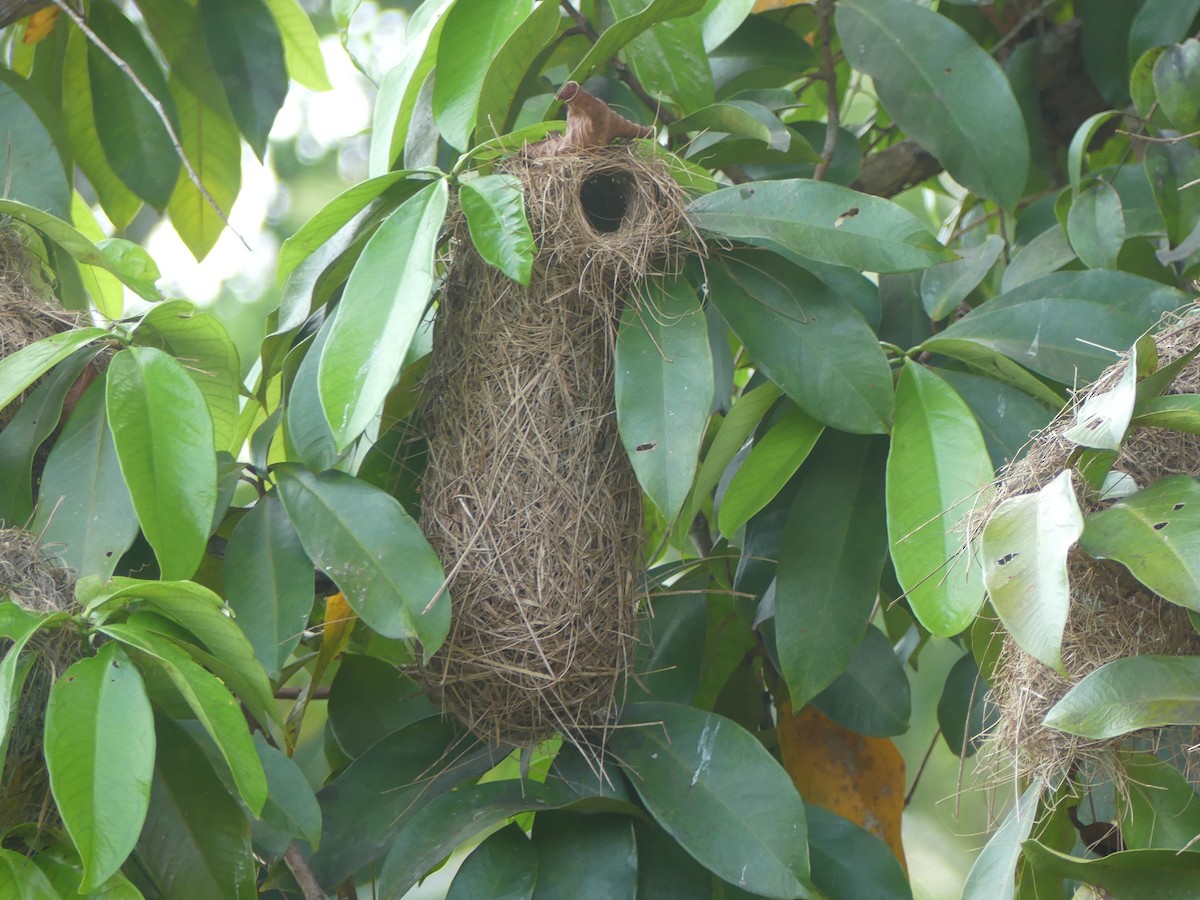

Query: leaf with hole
[1063,346,1137,451]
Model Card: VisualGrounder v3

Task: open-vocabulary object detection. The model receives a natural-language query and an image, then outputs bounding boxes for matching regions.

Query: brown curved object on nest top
[526,82,655,157]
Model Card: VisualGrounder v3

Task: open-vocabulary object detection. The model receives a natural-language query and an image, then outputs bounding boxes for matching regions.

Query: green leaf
[836,0,1029,208]
[811,626,911,738]
[432,0,529,150]
[0,71,69,219]
[1153,39,1200,135]
[253,732,322,851]
[136,714,255,900]
[669,101,791,153]
[318,178,447,448]
[201,0,288,159]
[44,643,154,892]
[0,610,54,777]
[612,702,811,900]
[262,0,332,91]
[887,362,992,636]
[1067,112,1124,197]
[922,270,1188,385]
[284,325,338,472]
[1119,753,1200,850]
[1022,840,1200,899]
[1062,347,1138,451]
[460,174,536,284]
[223,492,313,680]
[937,653,991,759]
[628,576,709,705]
[87,3,180,209]
[106,347,217,581]
[447,824,536,900]
[982,470,1082,672]
[276,465,449,648]
[1001,225,1075,293]
[136,301,242,452]
[689,181,951,273]
[1129,0,1200,70]
[777,432,889,707]
[919,234,1004,322]
[806,806,912,900]
[1080,476,1200,611]
[0,328,108,416]
[474,0,565,139]
[328,655,437,757]
[1067,180,1125,270]
[531,812,639,899]
[98,622,267,815]
[635,819,716,899]
[718,403,823,539]
[0,850,57,899]
[1131,393,1200,432]
[615,277,713,521]
[961,781,1042,900]
[611,0,713,112]
[706,253,893,434]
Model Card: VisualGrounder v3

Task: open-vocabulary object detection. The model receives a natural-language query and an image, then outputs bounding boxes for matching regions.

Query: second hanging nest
[419,142,692,747]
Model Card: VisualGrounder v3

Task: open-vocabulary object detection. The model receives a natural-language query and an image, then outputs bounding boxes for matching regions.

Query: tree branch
[284,844,329,900]
[852,139,943,198]
[813,0,839,182]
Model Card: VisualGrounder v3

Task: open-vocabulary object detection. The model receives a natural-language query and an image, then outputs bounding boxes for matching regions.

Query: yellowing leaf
[777,703,907,873]
[22,7,59,44]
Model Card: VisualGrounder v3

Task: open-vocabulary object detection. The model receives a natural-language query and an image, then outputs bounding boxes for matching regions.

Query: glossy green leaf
[253,732,322,851]
[136,301,242,452]
[807,806,912,900]
[136,714,255,900]
[201,0,288,159]
[1118,753,1200,850]
[635,818,715,899]
[71,194,125,320]
[0,610,53,777]
[328,654,437,756]
[1129,0,1200,69]
[447,824,537,900]
[0,850,57,899]
[923,270,1188,385]
[718,403,822,538]
[318,178,447,448]
[433,0,529,150]
[1001,226,1075,292]
[474,0,562,139]
[615,277,713,521]
[1023,840,1200,898]
[982,470,1082,672]
[223,491,313,679]
[887,362,992,636]
[263,0,332,91]
[837,0,1029,208]
[811,626,911,738]
[87,3,180,210]
[919,234,1004,322]
[0,327,108,416]
[612,702,811,900]
[532,812,639,900]
[1067,111,1124,198]
[1145,139,1200,249]
[934,368,1055,471]
[98,622,266,815]
[0,72,69,219]
[612,0,713,113]
[961,781,1042,900]
[284,326,338,472]
[276,465,449,648]
[1153,40,1200,135]
[707,253,893,434]
[1131,393,1200,432]
[938,652,992,759]
[777,431,889,707]
[689,181,951,273]
[1081,476,1200,611]
[1067,181,1125,270]
[1063,347,1137,451]
[106,347,217,581]
[669,101,790,152]
[31,846,142,899]
[460,174,536,284]
[45,643,154,892]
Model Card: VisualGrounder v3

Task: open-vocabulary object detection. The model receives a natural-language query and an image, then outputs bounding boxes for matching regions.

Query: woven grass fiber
[976,308,1200,790]
[0,527,82,843]
[0,224,81,430]
[419,143,692,748]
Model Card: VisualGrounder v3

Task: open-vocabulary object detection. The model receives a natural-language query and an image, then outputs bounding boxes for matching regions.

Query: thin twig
[905,727,941,807]
[50,0,250,250]
[1118,127,1200,145]
[813,0,839,182]
[284,843,328,900]
[275,685,331,700]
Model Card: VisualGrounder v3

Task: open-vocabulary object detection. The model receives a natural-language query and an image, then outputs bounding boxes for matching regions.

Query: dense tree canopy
[3,0,1200,897]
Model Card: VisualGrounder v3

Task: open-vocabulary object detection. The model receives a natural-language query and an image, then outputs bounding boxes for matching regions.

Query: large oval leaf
[1067,180,1125,270]
[688,180,951,273]
[1044,655,1200,739]
[922,270,1187,385]
[981,470,1083,672]
[460,174,536,285]
[776,431,889,708]
[106,347,217,581]
[0,328,109,416]
[615,277,714,521]
[811,626,911,738]
[475,0,564,138]
[531,812,638,899]
[886,362,992,636]
[706,252,893,434]
[275,465,449,650]
[1080,476,1200,611]
[0,71,69,218]
[611,0,714,113]
[446,824,537,900]
[807,806,912,900]
[1022,840,1200,899]
[836,0,1029,208]
[961,780,1042,900]
[0,850,57,899]
[318,178,448,448]
[45,643,154,892]
[612,702,812,899]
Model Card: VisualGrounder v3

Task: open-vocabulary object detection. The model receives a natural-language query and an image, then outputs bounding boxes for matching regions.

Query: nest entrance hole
[580,170,636,234]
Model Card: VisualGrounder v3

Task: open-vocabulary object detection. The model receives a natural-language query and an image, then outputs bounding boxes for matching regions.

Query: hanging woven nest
[975,308,1200,788]
[419,112,694,747]
[0,224,83,430]
[0,527,83,842]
